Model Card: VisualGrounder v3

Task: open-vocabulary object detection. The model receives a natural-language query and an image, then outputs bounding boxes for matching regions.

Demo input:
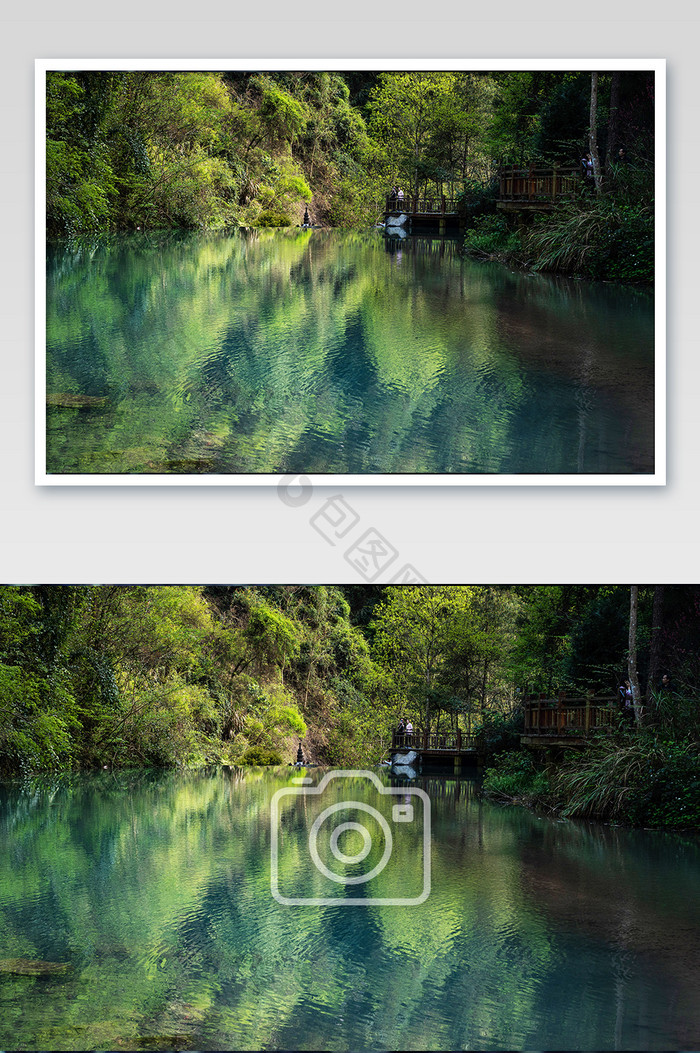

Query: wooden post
[585,696,591,733]
[558,691,565,733]
[456,727,462,753]
[422,728,428,751]
[552,164,558,202]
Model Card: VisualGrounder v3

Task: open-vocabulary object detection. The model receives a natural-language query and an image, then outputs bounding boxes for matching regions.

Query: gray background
[2,5,693,584]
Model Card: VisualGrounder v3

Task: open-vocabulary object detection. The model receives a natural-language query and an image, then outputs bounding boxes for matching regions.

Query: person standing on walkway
[619,680,634,722]
[582,153,595,190]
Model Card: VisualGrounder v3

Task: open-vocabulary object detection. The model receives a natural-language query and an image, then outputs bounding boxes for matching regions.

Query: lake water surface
[1,768,698,1051]
[46,230,655,476]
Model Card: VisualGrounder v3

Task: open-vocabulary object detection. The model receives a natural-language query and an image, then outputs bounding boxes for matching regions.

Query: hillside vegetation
[46,69,655,280]
[3,584,699,829]
[0,584,522,774]
[0,586,696,745]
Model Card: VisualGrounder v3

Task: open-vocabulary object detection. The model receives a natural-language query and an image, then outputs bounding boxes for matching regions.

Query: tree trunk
[628,586,643,724]
[424,665,431,730]
[605,71,622,180]
[646,585,666,706]
[480,658,488,718]
[589,72,604,193]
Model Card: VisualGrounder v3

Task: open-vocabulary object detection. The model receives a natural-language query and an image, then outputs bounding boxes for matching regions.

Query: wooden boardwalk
[497,166,580,211]
[381,166,580,230]
[391,729,477,771]
[522,693,617,747]
[389,691,618,771]
[379,165,582,236]
[383,193,463,234]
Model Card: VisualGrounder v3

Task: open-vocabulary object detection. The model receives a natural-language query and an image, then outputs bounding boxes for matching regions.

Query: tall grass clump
[648,683,700,742]
[554,734,700,828]
[525,198,653,281]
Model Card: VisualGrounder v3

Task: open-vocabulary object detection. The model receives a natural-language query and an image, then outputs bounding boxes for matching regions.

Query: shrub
[456,177,499,224]
[589,203,654,281]
[648,684,700,742]
[482,749,550,802]
[462,214,522,258]
[241,745,283,766]
[255,210,291,228]
[0,665,79,775]
[641,746,700,828]
[477,710,525,765]
[244,599,302,668]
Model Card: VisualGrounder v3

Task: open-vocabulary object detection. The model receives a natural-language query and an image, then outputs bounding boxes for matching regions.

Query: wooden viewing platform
[389,691,618,770]
[381,165,581,233]
[391,728,477,772]
[383,193,463,234]
[522,693,617,747]
[497,166,580,211]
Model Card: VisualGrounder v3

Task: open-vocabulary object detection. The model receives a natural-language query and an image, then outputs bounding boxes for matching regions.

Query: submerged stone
[47,393,108,409]
[0,957,70,976]
[136,1035,194,1048]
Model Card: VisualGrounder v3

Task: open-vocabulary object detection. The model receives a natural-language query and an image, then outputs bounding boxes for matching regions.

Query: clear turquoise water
[1,768,698,1051]
[45,230,655,475]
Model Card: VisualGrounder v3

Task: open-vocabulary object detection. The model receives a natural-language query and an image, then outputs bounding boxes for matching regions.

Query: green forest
[1,585,697,829]
[46,69,655,281]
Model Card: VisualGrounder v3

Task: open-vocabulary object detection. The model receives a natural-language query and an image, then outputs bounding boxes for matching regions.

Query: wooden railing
[498,166,580,203]
[381,167,579,217]
[385,194,459,215]
[523,695,617,737]
[392,729,476,751]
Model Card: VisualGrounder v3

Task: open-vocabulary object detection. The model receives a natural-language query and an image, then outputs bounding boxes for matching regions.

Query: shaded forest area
[1,586,697,828]
[46,69,655,280]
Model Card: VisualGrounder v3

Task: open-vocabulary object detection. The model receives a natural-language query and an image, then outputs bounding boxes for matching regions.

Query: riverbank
[480,732,700,831]
[462,196,654,283]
